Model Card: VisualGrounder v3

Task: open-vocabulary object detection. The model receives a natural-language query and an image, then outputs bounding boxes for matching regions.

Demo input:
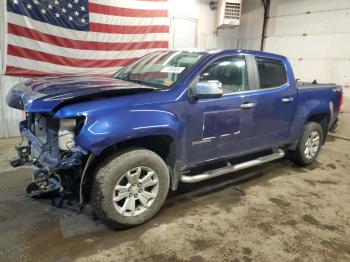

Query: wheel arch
[305,112,329,143]
[288,111,330,151]
[83,134,180,204]
[97,134,177,168]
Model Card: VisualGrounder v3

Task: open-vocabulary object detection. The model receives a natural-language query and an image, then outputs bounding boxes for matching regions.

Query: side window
[200,56,249,94]
[255,57,287,89]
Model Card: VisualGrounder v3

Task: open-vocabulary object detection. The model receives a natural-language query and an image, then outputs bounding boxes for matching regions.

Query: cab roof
[168,48,288,61]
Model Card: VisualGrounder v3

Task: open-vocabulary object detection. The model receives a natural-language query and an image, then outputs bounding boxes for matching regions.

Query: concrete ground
[1,112,350,262]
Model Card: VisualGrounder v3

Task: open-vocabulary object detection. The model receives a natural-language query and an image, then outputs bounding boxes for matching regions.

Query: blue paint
[7,49,343,175]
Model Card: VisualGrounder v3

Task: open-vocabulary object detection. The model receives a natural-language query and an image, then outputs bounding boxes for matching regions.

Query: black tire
[293,122,323,166]
[91,148,170,229]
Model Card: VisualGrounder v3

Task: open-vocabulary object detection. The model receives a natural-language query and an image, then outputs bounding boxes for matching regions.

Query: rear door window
[255,57,287,89]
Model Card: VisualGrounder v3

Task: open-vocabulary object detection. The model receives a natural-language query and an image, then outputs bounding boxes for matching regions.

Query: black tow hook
[10,159,24,168]
[10,145,32,167]
[26,168,63,198]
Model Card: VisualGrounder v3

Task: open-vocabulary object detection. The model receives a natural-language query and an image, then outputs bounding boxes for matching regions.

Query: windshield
[113,50,206,89]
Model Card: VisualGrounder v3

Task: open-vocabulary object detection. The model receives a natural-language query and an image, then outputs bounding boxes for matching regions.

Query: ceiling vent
[217,0,242,29]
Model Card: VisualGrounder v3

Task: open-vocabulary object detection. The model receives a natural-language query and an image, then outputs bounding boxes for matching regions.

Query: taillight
[339,92,345,112]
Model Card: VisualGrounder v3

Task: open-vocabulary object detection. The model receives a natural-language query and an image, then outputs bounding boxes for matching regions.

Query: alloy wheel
[112,166,159,217]
[304,130,320,159]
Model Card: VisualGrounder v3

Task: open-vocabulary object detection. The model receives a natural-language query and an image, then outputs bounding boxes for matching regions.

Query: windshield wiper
[114,73,165,89]
[128,79,163,89]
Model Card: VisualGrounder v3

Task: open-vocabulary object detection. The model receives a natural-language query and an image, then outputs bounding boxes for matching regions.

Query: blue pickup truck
[7,49,343,228]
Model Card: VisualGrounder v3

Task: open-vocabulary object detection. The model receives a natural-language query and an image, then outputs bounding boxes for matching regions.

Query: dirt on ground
[0,131,350,261]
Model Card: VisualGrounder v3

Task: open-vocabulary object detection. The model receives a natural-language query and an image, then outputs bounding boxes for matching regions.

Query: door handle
[282,97,293,103]
[240,102,255,109]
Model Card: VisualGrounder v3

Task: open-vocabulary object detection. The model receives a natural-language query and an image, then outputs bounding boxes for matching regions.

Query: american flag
[5,0,169,77]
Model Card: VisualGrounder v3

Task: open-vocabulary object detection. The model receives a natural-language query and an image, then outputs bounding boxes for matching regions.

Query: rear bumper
[19,121,87,170]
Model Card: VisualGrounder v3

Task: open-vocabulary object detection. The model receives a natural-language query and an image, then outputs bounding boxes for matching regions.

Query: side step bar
[180,149,285,183]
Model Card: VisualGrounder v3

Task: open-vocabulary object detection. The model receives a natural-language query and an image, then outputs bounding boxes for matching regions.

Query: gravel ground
[0,113,349,262]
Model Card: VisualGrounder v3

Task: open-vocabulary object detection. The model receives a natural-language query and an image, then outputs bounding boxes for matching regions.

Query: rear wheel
[293,122,323,166]
[91,148,170,228]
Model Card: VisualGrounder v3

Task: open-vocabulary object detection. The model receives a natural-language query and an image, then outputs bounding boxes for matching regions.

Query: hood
[6,75,156,112]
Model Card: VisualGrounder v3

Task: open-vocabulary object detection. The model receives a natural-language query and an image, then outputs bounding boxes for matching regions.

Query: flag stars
[8,0,88,30]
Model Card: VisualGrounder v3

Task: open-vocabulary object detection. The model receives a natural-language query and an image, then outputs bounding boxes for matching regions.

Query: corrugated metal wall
[264,0,350,97]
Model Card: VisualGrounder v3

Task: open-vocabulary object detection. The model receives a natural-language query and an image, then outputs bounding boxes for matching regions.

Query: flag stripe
[6,1,169,77]
[90,23,169,34]
[6,66,68,77]
[90,0,168,11]
[8,35,157,60]
[8,45,138,68]
[5,66,112,77]
[89,3,168,18]
[7,56,122,75]
[8,13,169,43]
[8,23,168,51]
[89,13,169,26]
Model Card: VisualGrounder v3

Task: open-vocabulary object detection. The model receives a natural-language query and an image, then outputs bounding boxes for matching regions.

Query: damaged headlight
[58,118,85,151]
[58,119,76,151]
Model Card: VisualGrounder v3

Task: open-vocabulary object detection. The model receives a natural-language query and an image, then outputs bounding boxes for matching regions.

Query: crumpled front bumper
[18,121,87,170]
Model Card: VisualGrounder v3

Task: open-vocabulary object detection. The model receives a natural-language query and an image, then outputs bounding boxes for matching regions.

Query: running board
[180,149,285,183]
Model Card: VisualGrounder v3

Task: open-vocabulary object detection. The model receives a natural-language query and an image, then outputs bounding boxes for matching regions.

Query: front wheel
[91,148,170,228]
[293,122,324,166]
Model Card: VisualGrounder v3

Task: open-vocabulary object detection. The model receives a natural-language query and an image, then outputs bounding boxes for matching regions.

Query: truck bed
[296,81,338,90]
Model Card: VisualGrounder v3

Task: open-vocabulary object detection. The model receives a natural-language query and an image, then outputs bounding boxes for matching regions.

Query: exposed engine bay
[11,113,88,208]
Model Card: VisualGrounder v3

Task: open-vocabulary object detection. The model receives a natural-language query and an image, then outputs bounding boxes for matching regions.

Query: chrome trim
[180,149,285,183]
[240,102,256,109]
[282,97,293,103]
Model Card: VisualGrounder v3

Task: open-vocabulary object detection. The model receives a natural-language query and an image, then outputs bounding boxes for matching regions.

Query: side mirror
[192,80,223,99]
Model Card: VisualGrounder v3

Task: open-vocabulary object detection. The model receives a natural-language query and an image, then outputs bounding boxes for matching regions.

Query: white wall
[220,0,264,50]
[169,0,247,49]
[264,0,350,99]
[197,0,264,50]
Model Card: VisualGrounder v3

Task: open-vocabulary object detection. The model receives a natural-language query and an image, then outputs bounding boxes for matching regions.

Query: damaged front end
[11,113,89,206]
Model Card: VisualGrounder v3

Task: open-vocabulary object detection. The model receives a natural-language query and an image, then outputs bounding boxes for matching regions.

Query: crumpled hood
[6,75,156,112]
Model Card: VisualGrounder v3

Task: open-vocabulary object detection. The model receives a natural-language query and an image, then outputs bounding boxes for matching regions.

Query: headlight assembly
[58,117,86,151]
[58,119,76,151]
